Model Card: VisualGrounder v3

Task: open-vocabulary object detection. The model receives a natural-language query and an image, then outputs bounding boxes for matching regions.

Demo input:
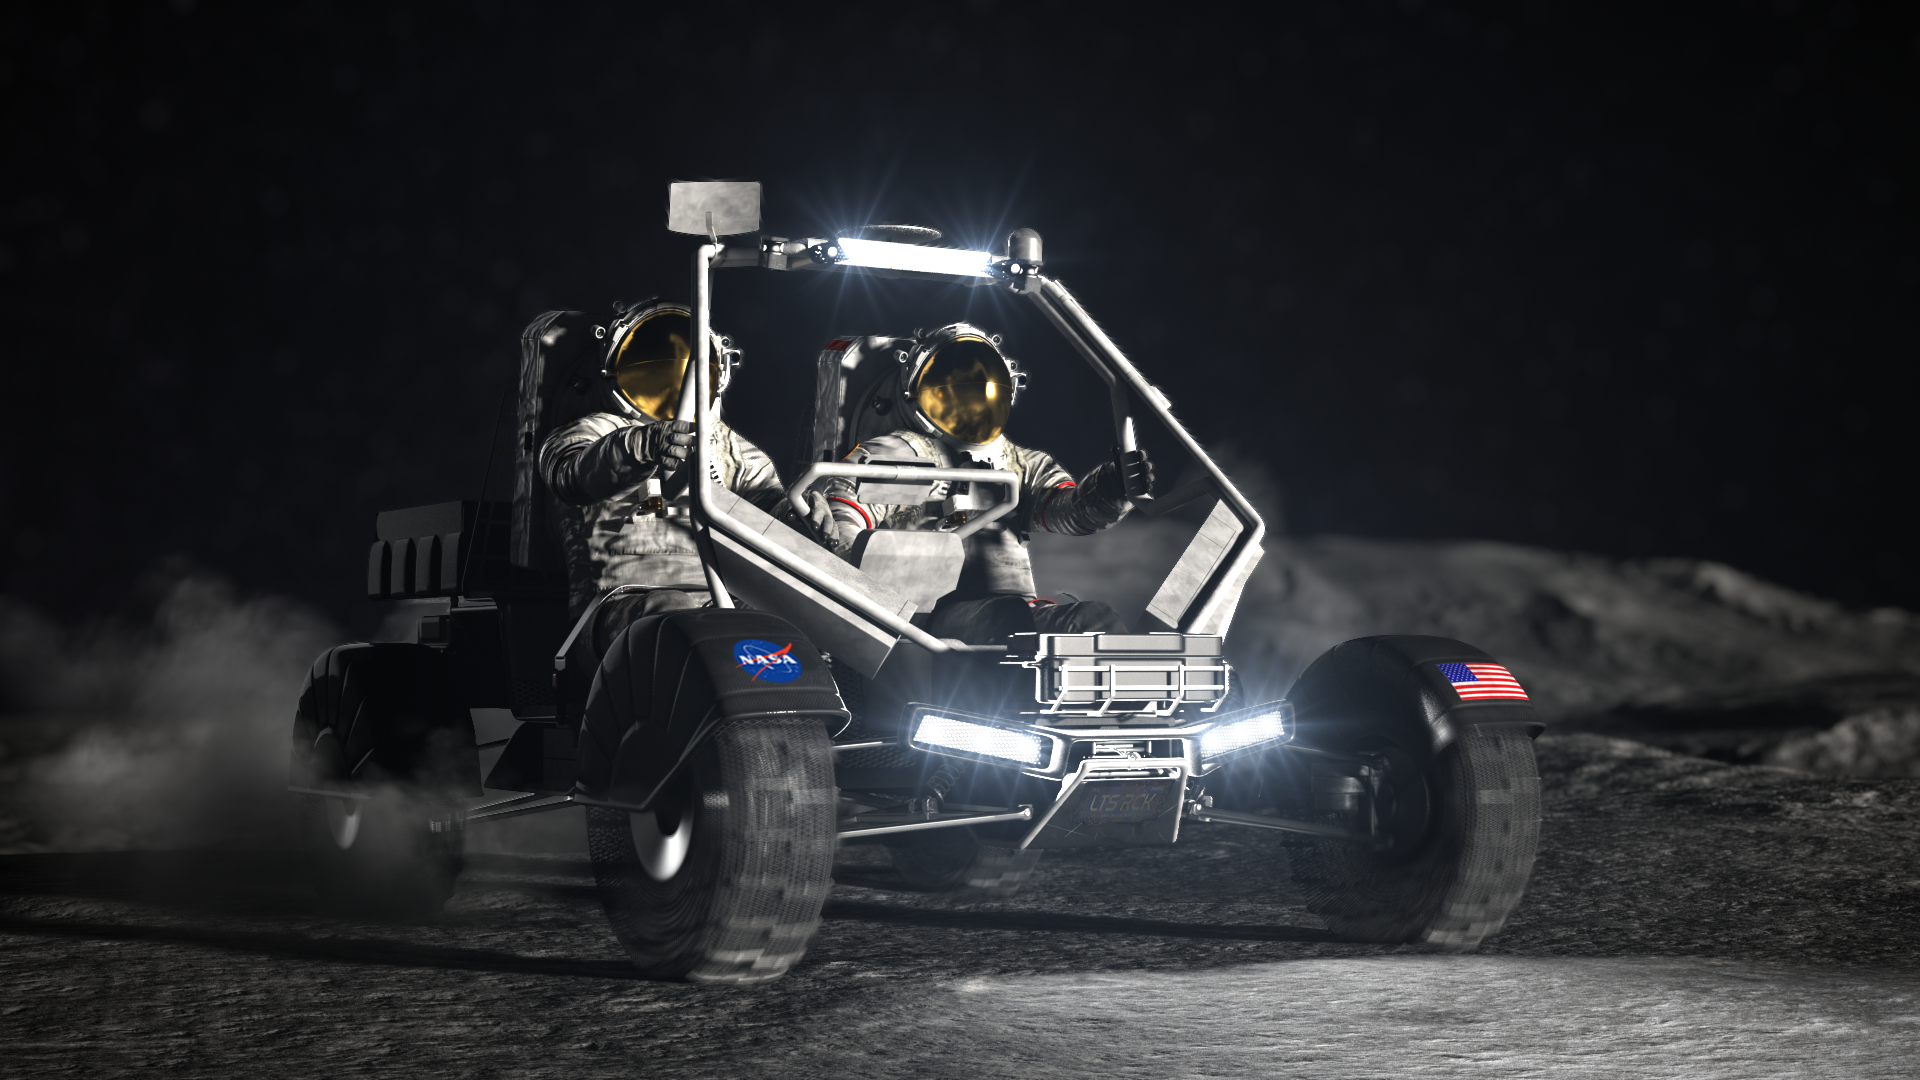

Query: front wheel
[586,718,837,984]
[1284,636,1542,950]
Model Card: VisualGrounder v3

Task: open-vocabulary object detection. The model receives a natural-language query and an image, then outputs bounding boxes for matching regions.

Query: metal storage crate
[1005,633,1230,718]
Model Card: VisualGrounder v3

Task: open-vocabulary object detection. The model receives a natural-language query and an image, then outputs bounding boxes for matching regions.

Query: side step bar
[837,806,1034,839]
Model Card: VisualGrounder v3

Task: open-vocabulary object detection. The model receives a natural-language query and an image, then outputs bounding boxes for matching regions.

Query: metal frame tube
[286,785,372,801]
[786,462,1022,540]
[463,793,577,825]
[690,244,735,608]
[1024,276,1266,634]
[690,241,961,647]
[553,583,684,673]
[1186,805,1378,846]
[837,805,1034,839]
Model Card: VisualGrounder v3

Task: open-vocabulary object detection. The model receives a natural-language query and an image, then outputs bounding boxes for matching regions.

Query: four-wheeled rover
[288,182,1543,984]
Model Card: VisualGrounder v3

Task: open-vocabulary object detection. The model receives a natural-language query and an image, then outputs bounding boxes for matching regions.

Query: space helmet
[599,299,741,422]
[899,323,1025,446]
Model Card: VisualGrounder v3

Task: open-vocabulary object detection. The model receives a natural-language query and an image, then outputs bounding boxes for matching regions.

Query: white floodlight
[1200,701,1295,761]
[911,710,1054,769]
[834,237,995,278]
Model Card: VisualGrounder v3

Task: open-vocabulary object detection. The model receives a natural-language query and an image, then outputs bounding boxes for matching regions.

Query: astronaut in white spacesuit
[798,323,1150,645]
[537,301,785,656]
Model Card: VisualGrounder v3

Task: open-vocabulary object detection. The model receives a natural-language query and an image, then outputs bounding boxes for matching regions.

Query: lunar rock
[1035,528,1920,773]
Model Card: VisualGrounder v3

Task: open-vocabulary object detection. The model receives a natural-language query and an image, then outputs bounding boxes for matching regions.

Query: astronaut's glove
[1098,446,1156,504]
[623,419,696,469]
[802,491,865,557]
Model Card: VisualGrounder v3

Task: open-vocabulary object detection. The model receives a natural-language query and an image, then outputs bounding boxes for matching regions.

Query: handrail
[1024,275,1266,633]
[785,462,1021,540]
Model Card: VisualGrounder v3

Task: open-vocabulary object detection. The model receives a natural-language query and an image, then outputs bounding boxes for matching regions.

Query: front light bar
[1199,700,1294,762]
[826,237,996,278]
[908,705,1063,771]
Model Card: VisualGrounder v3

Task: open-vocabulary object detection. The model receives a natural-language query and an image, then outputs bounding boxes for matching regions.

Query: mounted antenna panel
[667,181,761,237]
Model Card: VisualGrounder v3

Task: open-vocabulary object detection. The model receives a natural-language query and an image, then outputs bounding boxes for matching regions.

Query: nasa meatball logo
[734,638,801,683]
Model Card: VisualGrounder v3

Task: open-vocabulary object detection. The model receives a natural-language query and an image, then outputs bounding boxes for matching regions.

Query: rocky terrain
[3,535,1919,1075]
[2,733,1917,1077]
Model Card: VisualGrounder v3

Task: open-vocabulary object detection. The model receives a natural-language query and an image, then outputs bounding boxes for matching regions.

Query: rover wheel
[586,718,837,984]
[1285,636,1542,950]
[885,827,1042,898]
[289,643,477,918]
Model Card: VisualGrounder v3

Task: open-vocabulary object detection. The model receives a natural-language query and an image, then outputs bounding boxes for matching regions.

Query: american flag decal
[1437,662,1529,701]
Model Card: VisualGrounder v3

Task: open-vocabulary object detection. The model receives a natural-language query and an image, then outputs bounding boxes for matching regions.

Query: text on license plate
[1071,780,1176,824]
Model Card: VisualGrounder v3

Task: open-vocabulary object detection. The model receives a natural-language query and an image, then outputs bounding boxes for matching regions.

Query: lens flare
[1201,702,1295,760]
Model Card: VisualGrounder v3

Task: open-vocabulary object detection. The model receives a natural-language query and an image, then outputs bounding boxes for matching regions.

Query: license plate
[1071,780,1176,824]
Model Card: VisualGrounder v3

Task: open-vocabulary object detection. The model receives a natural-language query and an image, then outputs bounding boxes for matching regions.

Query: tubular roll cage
[312,205,1404,852]
[685,234,1267,649]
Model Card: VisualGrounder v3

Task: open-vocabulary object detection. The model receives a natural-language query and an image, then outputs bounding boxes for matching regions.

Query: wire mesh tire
[1290,728,1540,949]
[1283,636,1542,950]
[586,718,837,984]
[885,828,1043,898]
[289,644,476,919]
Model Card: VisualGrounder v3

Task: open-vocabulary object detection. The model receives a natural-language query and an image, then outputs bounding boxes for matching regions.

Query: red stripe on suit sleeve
[828,496,874,530]
[1038,481,1076,533]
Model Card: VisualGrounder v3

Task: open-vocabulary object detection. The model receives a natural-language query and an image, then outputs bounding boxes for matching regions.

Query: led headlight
[909,707,1056,770]
[1200,700,1295,761]
[833,237,995,278]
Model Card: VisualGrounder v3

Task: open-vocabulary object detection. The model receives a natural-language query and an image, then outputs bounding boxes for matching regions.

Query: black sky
[3,0,1916,632]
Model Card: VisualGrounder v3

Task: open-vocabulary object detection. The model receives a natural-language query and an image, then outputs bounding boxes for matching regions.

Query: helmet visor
[914,336,1013,444]
[610,311,723,420]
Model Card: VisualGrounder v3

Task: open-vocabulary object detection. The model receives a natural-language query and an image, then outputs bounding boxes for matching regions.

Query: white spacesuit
[538,301,784,652]
[800,323,1150,644]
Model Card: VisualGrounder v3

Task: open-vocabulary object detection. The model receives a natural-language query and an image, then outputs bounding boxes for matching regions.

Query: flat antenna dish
[853,224,942,244]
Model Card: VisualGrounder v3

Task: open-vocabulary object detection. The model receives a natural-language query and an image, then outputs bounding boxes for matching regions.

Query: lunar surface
[3,734,1917,1077]
[4,539,1919,1075]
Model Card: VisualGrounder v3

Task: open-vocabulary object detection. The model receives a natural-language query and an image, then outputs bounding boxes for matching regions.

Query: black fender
[1287,635,1544,757]
[573,608,848,809]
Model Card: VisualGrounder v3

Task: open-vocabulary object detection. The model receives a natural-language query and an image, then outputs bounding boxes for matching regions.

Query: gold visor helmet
[603,301,739,421]
[905,324,1023,445]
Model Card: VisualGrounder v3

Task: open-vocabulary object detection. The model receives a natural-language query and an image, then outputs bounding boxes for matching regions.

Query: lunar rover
[288,182,1543,984]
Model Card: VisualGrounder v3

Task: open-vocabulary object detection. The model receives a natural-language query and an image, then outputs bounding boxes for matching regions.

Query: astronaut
[799,323,1150,645]
[540,300,785,654]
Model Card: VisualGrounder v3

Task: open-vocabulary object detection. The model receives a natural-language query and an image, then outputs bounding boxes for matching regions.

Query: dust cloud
[0,575,338,852]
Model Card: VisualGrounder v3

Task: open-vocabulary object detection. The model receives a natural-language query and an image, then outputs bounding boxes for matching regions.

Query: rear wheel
[1285,636,1542,950]
[885,828,1042,898]
[289,644,478,918]
[586,718,837,984]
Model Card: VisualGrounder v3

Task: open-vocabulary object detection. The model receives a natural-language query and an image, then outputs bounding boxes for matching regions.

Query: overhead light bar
[1200,701,1295,762]
[831,237,996,278]
[909,707,1057,770]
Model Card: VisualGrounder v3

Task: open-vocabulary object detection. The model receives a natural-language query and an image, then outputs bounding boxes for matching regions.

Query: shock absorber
[916,759,965,816]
